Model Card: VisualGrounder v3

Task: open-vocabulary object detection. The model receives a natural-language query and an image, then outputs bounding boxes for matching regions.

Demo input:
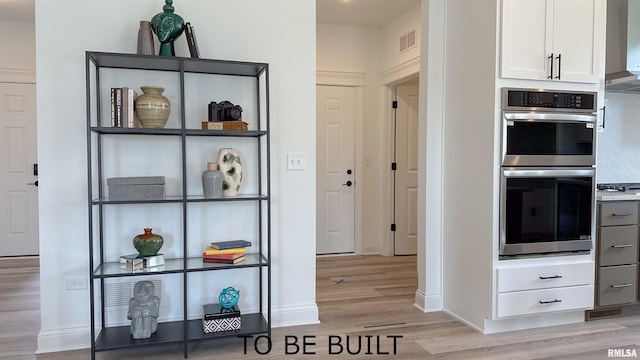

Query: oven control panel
[503,88,596,112]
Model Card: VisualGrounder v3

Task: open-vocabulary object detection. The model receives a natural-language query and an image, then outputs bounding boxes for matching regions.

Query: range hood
[605,0,640,92]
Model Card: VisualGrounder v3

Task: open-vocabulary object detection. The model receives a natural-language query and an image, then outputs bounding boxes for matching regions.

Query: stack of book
[202,240,251,264]
[201,120,248,131]
[110,86,138,128]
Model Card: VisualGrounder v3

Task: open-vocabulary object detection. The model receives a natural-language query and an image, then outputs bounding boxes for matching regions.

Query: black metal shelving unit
[85,51,271,359]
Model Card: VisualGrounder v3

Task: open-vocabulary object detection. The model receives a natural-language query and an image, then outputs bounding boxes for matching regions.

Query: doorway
[392,79,419,255]
[316,84,360,255]
[0,82,39,256]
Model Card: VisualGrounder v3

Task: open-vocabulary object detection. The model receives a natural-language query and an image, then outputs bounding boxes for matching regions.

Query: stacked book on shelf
[110,86,138,128]
[202,240,251,264]
[201,120,248,131]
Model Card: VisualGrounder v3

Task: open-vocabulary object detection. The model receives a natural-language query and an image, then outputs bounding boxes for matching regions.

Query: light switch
[287,152,305,170]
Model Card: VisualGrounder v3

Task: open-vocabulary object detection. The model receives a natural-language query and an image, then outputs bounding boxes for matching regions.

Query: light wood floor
[3,255,640,359]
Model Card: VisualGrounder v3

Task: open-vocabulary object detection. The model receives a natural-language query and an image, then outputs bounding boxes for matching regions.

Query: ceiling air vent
[400,29,417,53]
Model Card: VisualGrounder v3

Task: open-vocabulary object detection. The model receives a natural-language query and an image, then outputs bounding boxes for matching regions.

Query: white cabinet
[496,260,594,318]
[501,0,604,83]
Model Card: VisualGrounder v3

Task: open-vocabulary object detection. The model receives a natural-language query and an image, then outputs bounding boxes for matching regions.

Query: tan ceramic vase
[135,86,171,128]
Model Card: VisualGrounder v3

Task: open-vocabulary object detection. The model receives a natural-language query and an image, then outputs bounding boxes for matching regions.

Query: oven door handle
[504,112,596,123]
[502,167,595,178]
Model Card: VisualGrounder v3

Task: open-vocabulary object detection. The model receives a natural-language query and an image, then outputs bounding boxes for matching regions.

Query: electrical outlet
[66,278,88,290]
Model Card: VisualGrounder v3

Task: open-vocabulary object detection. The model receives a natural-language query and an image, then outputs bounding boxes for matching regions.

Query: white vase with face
[217,148,243,197]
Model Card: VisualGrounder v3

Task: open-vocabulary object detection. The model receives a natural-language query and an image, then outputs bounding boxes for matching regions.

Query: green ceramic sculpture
[133,228,164,256]
[150,0,185,56]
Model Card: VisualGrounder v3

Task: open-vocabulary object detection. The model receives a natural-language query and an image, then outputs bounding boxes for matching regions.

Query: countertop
[597,189,640,201]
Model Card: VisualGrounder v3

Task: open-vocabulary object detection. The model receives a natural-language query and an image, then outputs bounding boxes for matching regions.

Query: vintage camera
[208,101,243,121]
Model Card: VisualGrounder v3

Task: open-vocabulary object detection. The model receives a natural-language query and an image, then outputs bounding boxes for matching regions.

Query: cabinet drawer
[598,226,639,266]
[599,202,638,226]
[497,261,594,292]
[497,285,593,318]
[597,265,637,307]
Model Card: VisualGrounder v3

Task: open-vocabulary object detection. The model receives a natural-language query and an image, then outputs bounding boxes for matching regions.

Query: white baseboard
[442,308,587,335]
[414,289,442,312]
[442,309,485,333]
[482,310,585,334]
[35,303,320,354]
[272,303,320,327]
[36,326,91,354]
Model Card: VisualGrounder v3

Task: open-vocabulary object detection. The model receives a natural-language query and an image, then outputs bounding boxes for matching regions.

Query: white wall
[440,0,498,330]
[316,24,383,253]
[380,3,421,81]
[0,20,35,83]
[35,0,318,353]
[416,0,444,312]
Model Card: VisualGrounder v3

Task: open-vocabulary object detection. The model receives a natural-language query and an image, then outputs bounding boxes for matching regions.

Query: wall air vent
[400,29,417,53]
[105,279,164,308]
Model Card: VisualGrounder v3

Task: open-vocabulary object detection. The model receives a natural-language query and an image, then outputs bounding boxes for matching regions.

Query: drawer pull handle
[539,299,562,304]
[611,244,633,249]
[610,283,633,289]
[539,275,563,280]
[611,213,634,217]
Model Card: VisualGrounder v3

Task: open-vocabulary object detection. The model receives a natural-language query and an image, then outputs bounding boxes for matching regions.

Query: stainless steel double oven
[500,88,597,257]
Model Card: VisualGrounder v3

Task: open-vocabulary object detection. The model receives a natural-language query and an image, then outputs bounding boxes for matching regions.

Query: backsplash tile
[597,92,640,183]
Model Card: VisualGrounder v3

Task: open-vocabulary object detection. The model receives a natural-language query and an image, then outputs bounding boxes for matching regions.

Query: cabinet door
[551,0,600,83]
[501,0,552,81]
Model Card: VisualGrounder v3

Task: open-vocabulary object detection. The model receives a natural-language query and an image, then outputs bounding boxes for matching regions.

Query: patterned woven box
[202,303,241,333]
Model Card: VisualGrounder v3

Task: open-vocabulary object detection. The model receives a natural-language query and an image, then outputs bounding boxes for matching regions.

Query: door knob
[27,181,38,187]
[342,180,353,187]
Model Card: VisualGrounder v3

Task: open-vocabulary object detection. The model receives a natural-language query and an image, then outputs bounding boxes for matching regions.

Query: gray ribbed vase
[137,21,155,55]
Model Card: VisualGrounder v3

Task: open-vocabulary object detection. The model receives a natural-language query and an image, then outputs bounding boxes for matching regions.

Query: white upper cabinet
[501,0,604,84]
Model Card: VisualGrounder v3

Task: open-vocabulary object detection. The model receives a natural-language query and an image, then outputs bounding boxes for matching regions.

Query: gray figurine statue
[127,280,160,339]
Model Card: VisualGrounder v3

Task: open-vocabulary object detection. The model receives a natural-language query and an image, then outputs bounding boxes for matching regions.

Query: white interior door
[0,83,39,256]
[316,85,355,254]
[394,84,419,255]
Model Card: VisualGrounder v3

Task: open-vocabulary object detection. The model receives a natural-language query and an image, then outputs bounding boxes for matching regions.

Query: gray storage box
[107,176,165,201]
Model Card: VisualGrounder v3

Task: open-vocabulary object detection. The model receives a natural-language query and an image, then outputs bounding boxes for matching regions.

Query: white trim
[271,303,320,327]
[443,308,587,335]
[36,325,91,354]
[316,71,365,87]
[0,68,36,83]
[380,57,420,86]
[442,309,485,333]
[414,289,443,312]
[482,311,586,334]
[414,289,427,311]
[381,86,396,257]
[316,71,365,255]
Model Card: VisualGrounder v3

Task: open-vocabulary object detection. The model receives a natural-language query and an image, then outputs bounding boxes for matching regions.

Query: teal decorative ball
[218,287,240,309]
